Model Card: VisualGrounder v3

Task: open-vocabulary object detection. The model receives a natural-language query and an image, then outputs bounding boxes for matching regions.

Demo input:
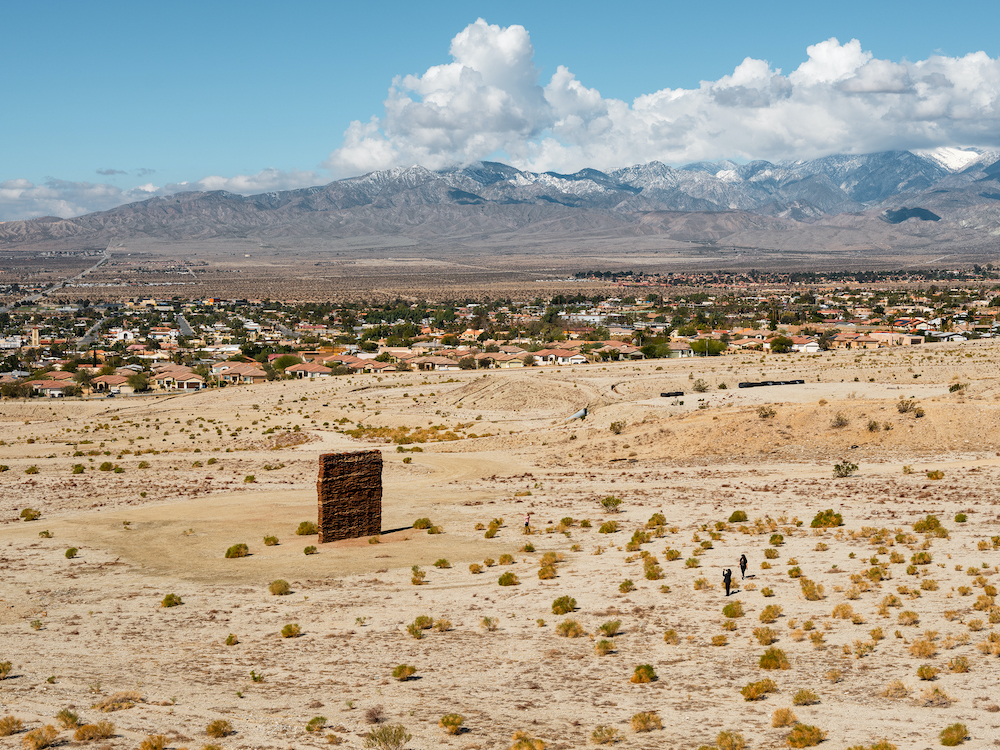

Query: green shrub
[600,495,622,512]
[65,547,77,559]
[793,689,819,705]
[439,714,464,735]
[296,521,318,535]
[263,535,279,546]
[729,510,748,523]
[498,572,519,586]
[72,464,85,474]
[413,517,432,529]
[161,593,182,607]
[786,724,826,748]
[723,601,744,618]
[392,664,416,681]
[811,509,843,528]
[833,462,858,477]
[619,579,636,593]
[630,664,656,683]
[556,619,584,637]
[225,633,238,646]
[225,543,249,558]
[304,545,317,555]
[305,716,327,733]
[598,520,619,534]
[280,623,301,638]
[940,723,968,746]
[206,720,233,738]
[552,596,576,615]
[269,579,291,595]
[20,508,41,521]
[955,513,967,523]
[434,558,451,568]
[499,554,514,565]
[759,647,790,670]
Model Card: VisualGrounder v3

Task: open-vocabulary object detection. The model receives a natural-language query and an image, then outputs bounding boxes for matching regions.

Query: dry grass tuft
[772,708,797,727]
[0,716,24,737]
[93,691,143,713]
[73,721,114,742]
[206,720,233,738]
[630,712,662,733]
[22,726,59,750]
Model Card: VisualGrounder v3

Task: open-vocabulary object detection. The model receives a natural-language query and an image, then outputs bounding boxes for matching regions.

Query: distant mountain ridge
[2,149,999,250]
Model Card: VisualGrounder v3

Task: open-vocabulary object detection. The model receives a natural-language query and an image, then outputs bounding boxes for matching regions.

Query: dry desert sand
[3,342,1000,749]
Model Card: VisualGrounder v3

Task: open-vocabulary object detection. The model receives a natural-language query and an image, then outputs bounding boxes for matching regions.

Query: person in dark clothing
[739,554,748,579]
[723,568,733,596]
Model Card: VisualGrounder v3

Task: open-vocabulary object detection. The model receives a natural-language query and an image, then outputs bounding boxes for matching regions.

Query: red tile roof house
[31,380,75,397]
[285,362,332,379]
[91,374,130,392]
[531,348,588,365]
[411,356,461,371]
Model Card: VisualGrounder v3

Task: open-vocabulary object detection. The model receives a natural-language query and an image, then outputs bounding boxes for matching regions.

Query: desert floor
[3,341,1000,749]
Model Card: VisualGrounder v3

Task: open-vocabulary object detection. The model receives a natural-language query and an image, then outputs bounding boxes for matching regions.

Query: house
[285,363,332,379]
[411,356,461,371]
[790,336,821,353]
[30,380,73,397]
[667,342,694,358]
[91,374,130,393]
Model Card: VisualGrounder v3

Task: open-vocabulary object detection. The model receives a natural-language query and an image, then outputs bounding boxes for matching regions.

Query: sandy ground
[3,340,1000,749]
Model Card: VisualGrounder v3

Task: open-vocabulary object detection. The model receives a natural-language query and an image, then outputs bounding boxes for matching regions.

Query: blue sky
[3,0,999,220]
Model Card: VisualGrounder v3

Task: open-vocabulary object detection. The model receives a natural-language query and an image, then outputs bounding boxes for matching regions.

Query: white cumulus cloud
[325,20,1000,176]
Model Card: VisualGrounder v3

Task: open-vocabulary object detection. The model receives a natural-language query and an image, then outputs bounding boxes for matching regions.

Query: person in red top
[524,512,531,529]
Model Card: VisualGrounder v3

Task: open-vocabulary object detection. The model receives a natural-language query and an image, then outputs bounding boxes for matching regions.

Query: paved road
[176,314,194,337]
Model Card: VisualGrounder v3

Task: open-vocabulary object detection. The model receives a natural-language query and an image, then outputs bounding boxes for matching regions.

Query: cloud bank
[325,19,1000,176]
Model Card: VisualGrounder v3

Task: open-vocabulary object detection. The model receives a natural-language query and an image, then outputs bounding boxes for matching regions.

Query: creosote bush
[552,596,576,615]
[631,711,662,733]
[206,720,233,738]
[772,708,797,727]
[269,579,291,595]
[439,714,464,735]
[0,715,24,736]
[263,535,278,546]
[304,545,318,555]
[364,724,412,750]
[591,726,620,745]
[509,730,545,750]
[786,724,826,748]
[392,664,416,681]
[939,723,968,746]
[792,689,819,706]
[722,600,744,618]
[225,543,249,558]
[716,730,747,750]
[296,521,318,536]
[595,639,615,656]
[498,572,519,586]
[741,679,777,701]
[74,721,115,741]
[24,725,59,750]
[630,664,657,683]
[161,593,182,608]
[281,623,302,638]
[759,647,790,670]
[556,619,584,638]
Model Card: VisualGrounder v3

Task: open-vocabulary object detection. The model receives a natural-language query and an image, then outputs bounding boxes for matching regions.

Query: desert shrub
[881,679,909,698]
[926,469,944,480]
[917,665,939,681]
[770,533,784,547]
[55,709,79,729]
[392,664,416,681]
[920,687,953,707]
[760,604,783,623]
[913,515,943,533]
[552,596,576,615]
[93,691,142,712]
[910,639,936,658]
[269,579,290,595]
[600,495,622,512]
[413,517,432,529]
[139,736,166,750]
[413,615,433,630]
[591,725,620,745]
[630,664,657,683]
[716,730,746,750]
[74,721,114,741]
[619,579,636,593]
[498,572,519,586]
[296,521,318,535]
[712,634,729,647]
[21,726,58,750]
[741,679,777,701]
[663,629,680,645]
[833,461,858,477]
[729,510,748,522]
[631,711,662,732]
[911,551,932,565]
[793,689,819,705]
[65,547,78,559]
[304,545,318,555]
[722,601,744,618]
[499,553,514,565]
[439,714,464,735]
[939,723,968,746]
[685,558,700,568]
[580,519,592,528]
[225,633,238,646]
[811,509,843,528]
[955,513,967,523]
[469,563,483,574]
[646,512,666,528]
[754,627,778,645]
[599,620,621,637]
[0,715,24,736]
[800,578,824,601]
[595,639,614,656]
[433,558,451,568]
[692,378,708,393]
[898,610,919,626]
[364,724,412,750]
[665,549,681,561]
[538,565,557,580]
[949,656,970,673]
[786,724,826,748]
[556,620,584,638]
[832,603,854,619]
[20,508,41,521]
[772,708,797,727]
[598,520,619,534]
[206,720,233,738]
[161,593,182,608]
[788,566,802,578]
[281,623,301,638]
[762,587,775,597]
[433,618,451,632]
[760,647,790,670]
[831,412,849,428]
[509,730,545,750]
[225,543,249,558]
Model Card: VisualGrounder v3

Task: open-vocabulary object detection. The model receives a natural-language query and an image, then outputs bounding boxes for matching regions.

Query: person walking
[739,554,748,579]
[723,568,733,596]
[524,512,531,531]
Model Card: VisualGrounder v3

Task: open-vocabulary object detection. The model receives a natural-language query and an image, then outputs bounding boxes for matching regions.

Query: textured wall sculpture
[317,450,383,543]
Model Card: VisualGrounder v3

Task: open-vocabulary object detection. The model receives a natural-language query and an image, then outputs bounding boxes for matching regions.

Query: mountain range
[3,149,1000,252]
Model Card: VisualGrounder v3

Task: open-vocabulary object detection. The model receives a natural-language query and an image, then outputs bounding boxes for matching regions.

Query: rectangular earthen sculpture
[317,449,383,543]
